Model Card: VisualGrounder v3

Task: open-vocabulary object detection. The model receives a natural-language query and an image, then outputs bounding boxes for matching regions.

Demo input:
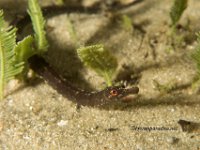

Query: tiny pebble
[167,137,179,144]
[57,120,68,127]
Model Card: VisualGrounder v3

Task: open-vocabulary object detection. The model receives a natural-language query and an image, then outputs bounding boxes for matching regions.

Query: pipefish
[15,1,141,107]
[28,55,139,107]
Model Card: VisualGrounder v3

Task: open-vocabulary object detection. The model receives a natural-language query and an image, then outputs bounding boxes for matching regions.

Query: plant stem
[104,72,112,86]
[0,41,4,100]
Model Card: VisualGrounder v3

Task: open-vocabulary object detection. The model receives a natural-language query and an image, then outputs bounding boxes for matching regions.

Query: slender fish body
[28,55,139,107]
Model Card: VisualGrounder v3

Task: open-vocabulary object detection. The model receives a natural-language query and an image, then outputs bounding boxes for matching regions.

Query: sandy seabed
[0,0,200,149]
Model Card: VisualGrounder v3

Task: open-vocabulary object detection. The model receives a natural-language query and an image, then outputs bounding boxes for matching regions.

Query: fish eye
[109,89,118,96]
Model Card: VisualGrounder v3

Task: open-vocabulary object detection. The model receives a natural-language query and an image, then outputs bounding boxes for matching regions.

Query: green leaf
[192,32,200,76]
[15,35,35,62]
[77,44,118,86]
[0,10,24,99]
[28,0,48,52]
[120,15,133,32]
[14,36,35,78]
[66,16,79,47]
[170,0,188,27]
